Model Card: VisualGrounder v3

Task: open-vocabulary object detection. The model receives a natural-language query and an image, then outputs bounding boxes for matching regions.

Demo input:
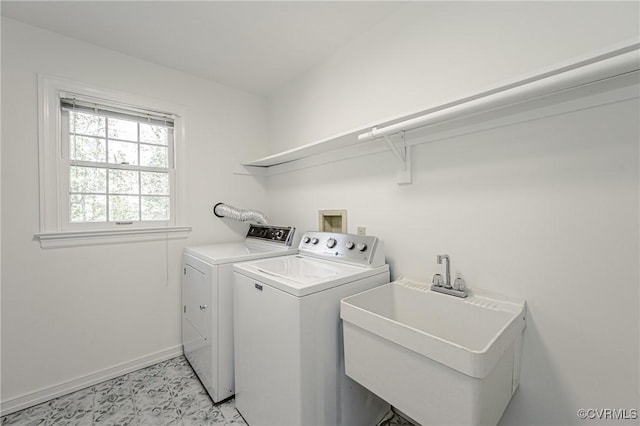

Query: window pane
[70,194,106,222]
[70,136,106,163]
[140,144,168,168]
[108,140,138,165]
[109,195,139,221]
[70,166,106,193]
[140,123,168,145]
[109,169,139,194]
[108,117,138,141]
[141,172,169,195]
[142,196,169,221]
[71,111,106,137]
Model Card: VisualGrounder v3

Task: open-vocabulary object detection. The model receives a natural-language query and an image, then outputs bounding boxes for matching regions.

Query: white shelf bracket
[383,131,412,185]
[383,132,405,164]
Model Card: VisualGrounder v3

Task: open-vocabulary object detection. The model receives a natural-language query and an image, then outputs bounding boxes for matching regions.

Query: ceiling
[1,1,403,96]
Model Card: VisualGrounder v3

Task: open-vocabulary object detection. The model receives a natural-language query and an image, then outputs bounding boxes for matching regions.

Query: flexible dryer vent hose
[213,203,268,225]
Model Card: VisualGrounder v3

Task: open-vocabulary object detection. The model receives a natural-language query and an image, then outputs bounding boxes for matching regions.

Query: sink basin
[340,278,526,425]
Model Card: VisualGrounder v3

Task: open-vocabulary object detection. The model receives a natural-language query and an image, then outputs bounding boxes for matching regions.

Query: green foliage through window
[66,109,172,223]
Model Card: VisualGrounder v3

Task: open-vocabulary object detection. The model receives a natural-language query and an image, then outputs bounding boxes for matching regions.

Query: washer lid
[234,255,389,296]
[184,242,295,265]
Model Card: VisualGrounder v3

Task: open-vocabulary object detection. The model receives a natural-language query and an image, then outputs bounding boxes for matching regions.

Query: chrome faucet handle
[432,274,444,287]
[453,277,466,292]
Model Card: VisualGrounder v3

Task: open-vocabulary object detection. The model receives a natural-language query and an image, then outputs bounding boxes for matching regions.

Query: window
[36,76,190,248]
[62,99,173,225]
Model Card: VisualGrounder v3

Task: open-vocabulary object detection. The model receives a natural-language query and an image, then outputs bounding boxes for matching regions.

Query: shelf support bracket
[383,131,412,185]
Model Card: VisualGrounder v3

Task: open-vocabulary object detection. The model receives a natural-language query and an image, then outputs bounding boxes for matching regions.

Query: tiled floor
[1,356,415,426]
[1,357,242,426]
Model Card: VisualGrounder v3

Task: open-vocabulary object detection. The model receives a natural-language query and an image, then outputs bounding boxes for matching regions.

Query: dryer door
[182,257,214,395]
[183,263,212,339]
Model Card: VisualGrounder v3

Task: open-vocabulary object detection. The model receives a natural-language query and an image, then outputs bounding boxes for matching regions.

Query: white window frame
[35,75,190,248]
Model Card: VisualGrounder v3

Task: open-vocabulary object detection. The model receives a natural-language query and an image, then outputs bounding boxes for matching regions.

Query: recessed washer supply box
[340,278,526,426]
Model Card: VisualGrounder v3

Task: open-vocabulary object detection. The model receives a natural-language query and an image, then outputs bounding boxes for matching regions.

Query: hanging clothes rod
[358,43,640,142]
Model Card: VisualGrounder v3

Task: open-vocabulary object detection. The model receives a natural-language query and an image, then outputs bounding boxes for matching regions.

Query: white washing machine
[182,224,297,403]
[233,231,391,426]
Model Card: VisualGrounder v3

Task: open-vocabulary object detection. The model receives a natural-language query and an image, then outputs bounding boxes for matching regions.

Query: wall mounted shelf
[237,42,640,184]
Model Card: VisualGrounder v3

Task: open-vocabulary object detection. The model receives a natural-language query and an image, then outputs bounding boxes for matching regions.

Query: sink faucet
[436,254,451,288]
[432,254,468,298]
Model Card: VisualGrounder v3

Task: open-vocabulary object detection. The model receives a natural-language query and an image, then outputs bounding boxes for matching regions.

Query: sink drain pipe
[213,202,268,225]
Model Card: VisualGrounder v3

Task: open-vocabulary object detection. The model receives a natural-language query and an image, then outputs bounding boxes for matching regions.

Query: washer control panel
[298,232,384,266]
[246,224,296,246]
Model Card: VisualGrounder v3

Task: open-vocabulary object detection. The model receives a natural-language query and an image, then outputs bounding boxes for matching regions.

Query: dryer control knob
[303,236,310,244]
[311,237,319,245]
[345,241,355,250]
[326,238,337,248]
[356,242,367,252]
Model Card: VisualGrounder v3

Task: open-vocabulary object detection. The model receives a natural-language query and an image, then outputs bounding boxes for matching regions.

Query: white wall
[264,2,639,425]
[268,1,640,153]
[1,17,269,405]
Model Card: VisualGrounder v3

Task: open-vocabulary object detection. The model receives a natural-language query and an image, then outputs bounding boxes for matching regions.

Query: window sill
[34,226,191,249]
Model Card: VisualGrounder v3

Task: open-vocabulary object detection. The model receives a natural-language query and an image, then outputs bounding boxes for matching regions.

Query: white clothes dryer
[233,231,391,426]
[182,224,297,403]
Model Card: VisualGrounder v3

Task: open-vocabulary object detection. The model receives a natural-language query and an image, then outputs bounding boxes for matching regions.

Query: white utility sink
[340,278,526,426]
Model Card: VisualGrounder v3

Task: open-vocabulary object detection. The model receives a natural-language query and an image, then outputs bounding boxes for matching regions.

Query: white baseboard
[0,345,184,417]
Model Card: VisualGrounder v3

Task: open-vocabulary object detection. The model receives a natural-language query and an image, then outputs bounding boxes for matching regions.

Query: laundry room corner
[262,2,639,425]
[1,2,638,425]
[0,16,270,412]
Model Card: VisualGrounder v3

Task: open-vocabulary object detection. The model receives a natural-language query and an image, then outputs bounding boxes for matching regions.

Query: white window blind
[59,96,176,127]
